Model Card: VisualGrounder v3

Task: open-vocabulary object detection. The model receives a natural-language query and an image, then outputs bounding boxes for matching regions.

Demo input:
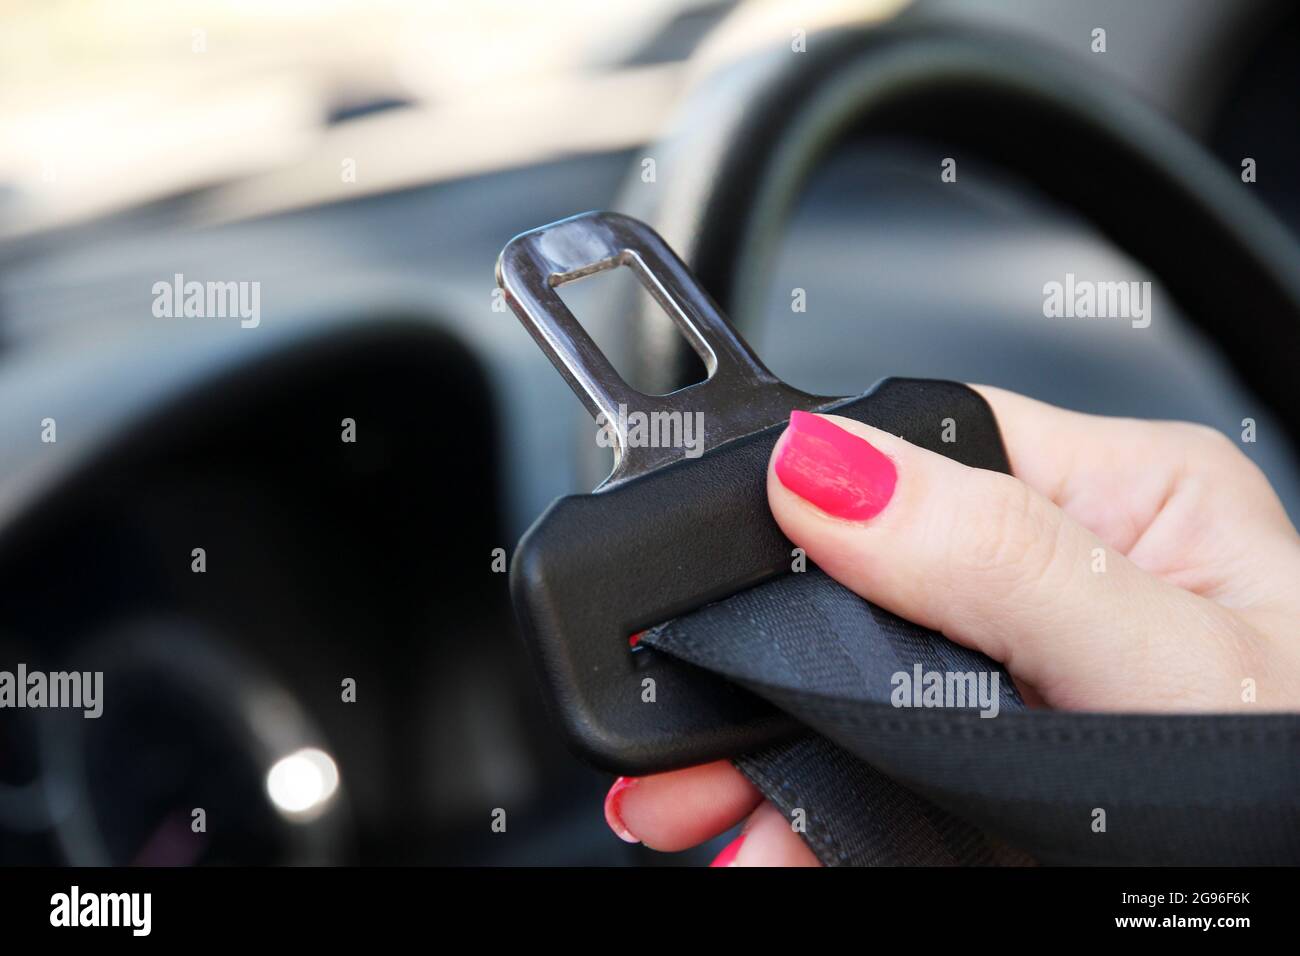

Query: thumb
[767,410,1251,711]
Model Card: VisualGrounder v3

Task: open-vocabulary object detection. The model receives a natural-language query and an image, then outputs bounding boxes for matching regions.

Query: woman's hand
[602,385,1300,866]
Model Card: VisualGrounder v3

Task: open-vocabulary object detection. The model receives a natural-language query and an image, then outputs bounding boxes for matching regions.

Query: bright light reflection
[265,747,340,822]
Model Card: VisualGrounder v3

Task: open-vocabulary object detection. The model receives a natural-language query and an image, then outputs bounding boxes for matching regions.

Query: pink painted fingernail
[603,777,640,844]
[709,833,746,868]
[774,411,897,520]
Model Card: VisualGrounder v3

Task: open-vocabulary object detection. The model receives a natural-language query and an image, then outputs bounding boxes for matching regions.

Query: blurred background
[1,0,1299,865]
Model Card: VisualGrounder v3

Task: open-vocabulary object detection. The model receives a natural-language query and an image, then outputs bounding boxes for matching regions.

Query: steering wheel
[612,23,1300,456]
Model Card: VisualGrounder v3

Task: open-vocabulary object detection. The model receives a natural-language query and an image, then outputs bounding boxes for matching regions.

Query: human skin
[602,385,1300,866]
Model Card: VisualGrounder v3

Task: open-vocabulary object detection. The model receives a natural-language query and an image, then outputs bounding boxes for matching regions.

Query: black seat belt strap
[641,569,1300,865]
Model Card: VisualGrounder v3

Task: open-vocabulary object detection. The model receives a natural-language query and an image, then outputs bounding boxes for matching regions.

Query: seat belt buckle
[496,211,1010,775]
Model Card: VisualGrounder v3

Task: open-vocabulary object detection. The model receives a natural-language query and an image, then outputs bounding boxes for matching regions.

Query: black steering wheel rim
[615,24,1300,453]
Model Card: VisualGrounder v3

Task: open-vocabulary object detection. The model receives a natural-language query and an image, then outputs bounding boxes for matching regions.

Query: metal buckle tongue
[496,211,825,488]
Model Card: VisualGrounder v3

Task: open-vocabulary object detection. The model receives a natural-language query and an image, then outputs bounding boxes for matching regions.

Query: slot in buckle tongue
[495,211,824,488]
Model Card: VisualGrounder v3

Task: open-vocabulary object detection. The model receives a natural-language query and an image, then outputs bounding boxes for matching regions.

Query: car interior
[1,0,1298,865]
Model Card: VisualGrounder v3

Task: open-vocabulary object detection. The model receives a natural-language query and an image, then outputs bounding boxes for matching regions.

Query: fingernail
[709,832,746,868]
[774,411,897,520]
[604,777,641,844]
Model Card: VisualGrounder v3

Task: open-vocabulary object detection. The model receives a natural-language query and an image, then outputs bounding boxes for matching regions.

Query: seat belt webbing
[642,567,1300,866]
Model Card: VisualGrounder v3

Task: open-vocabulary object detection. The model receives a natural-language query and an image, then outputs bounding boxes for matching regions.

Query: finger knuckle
[1165,421,1273,492]
[948,473,1067,593]
[1172,421,1239,461]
